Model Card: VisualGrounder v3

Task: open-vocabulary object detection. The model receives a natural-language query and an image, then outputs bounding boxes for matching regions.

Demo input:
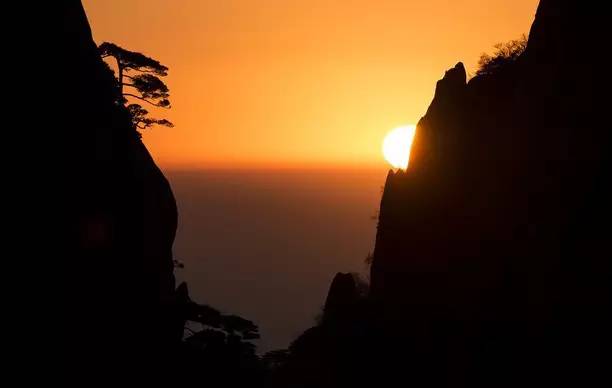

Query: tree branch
[124,93,166,107]
[124,66,166,75]
[117,59,123,95]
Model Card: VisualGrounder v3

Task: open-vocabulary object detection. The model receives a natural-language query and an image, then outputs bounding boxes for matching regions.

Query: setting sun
[382,125,416,170]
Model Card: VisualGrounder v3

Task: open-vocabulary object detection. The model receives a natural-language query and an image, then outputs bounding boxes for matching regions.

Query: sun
[382,125,416,170]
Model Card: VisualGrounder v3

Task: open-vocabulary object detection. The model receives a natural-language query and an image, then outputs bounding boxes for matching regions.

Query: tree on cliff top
[477,34,527,76]
[99,42,173,130]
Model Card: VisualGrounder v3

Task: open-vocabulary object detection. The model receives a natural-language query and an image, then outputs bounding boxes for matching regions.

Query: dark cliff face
[371,0,607,300]
[65,0,179,375]
[365,0,609,384]
[323,273,357,321]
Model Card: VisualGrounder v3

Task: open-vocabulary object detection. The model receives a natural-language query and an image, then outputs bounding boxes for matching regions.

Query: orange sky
[83,0,538,169]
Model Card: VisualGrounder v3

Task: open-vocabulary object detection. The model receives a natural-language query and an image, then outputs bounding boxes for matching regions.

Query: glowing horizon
[83,0,538,169]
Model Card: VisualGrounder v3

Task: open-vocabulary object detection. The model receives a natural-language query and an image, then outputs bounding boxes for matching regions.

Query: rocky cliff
[368,0,609,384]
[282,1,609,386]
[64,0,180,378]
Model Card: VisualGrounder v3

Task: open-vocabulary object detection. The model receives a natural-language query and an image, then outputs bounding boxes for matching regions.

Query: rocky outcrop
[323,273,357,321]
[372,0,606,286]
[64,0,179,378]
[269,2,608,385]
[367,0,609,384]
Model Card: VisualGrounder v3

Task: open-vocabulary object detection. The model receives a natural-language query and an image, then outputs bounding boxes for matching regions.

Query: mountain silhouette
[65,2,266,384]
[65,0,180,378]
[276,1,610,386]
[65,0,609,386]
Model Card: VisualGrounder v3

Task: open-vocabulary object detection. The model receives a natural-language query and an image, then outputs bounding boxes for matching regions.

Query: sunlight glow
[382,125,416,170]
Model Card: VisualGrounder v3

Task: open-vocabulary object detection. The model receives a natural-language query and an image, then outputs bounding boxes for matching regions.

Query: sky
[83,0,538,169]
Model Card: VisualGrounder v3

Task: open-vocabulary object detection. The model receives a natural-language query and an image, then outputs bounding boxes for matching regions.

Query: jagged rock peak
[443,62,467,86]
[427,61,467,113]
[323,273,357,316]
